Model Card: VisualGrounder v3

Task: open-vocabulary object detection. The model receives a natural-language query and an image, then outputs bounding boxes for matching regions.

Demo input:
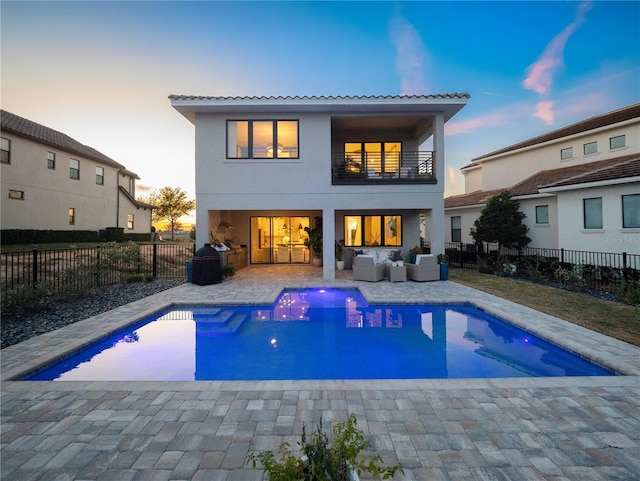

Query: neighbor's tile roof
[1,109,126,170]
[445,154,640,208]
[540,154,640,190]
[467,103,640,164]
[169,94,470,101]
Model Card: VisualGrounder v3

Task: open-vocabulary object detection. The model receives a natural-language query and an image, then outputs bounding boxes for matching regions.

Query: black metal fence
[1,243,195,300]
[445,242,640,295]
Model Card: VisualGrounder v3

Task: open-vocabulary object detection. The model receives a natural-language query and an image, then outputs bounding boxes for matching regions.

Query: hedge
[1,229,99,245]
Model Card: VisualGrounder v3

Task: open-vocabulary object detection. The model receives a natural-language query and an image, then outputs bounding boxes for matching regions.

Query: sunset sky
[2,1,638,200]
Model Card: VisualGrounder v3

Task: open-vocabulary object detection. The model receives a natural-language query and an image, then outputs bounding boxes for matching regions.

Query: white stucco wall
[470,122,638,193]
[553,182,640,255]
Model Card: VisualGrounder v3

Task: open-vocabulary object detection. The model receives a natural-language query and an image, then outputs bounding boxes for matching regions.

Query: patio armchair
[352,255,386,282]
[406,254,439,281]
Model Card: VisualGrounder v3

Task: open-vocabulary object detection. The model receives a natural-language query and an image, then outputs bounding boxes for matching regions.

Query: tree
[470,191,531,263]
[144,187,195,241]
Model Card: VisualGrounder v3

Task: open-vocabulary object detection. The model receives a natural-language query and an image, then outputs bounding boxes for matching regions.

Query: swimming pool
[26,288,614,381]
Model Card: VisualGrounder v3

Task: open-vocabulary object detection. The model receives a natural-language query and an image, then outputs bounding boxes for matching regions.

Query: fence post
[622,251,628,282]
[32,248,38,285]
[459,242,463,268]
[96,246,101,287]
[560,248,565,265]
[152,243,158,278]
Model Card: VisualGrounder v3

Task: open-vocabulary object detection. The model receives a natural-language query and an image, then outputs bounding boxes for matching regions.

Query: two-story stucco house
[445,104,640,254]
[1,110,154,236]
[170,94,469,279]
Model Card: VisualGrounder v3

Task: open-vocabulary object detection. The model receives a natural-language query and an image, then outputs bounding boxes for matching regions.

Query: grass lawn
[449,268,640,347]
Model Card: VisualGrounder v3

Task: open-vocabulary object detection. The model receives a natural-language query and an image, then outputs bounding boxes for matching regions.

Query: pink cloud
[445,110,511,136]
[533,100,555,125]
[389,15,428,95]
[523,1,592,96]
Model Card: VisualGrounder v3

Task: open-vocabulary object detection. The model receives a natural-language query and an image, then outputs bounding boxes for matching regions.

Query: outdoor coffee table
[388,264,407,282]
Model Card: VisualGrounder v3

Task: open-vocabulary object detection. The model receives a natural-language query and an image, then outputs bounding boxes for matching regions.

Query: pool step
[194,310,248,335]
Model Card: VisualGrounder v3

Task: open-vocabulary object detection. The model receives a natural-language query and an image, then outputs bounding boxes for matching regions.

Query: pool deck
[2,265,639,480]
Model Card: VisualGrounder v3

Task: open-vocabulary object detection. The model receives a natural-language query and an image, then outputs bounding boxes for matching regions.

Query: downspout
[116,169,121,227]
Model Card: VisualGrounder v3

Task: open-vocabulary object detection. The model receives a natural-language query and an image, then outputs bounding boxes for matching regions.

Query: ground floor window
[622,194,640,228]
[451,216,461,242]
[535,205,549,224]
[583,197,602,229]
[127,214,134,230]
[69,208,75,225]
[344,215,402,247]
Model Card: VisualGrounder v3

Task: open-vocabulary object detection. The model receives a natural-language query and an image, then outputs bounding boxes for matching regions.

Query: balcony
[332,151,435,185]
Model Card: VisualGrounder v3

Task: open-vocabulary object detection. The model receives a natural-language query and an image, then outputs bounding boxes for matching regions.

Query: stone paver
[2,266,639,480]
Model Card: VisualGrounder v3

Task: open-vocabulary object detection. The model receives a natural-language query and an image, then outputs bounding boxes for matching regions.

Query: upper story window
[451,216,461,242]
[622,194,639,228]
[583,141,597,155]
[535,205,549,224]
[69,159,80,180]
[610,135,626,150]
[1,137,10,164]
[227,120,299,159]
[96,166,104,185]
[560,147,573,160]
[583,197,603,229]
[8,189,24,200]
[47,151,56,169]
[344,214,402,247]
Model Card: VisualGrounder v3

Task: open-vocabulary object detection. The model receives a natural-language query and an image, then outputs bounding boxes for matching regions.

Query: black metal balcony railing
[331,151,435,184]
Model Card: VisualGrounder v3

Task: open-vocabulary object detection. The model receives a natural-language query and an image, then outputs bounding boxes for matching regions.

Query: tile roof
[1,109,127,171]
[169,94,470,101]
[469,103,640,163]
[445,154,640,208]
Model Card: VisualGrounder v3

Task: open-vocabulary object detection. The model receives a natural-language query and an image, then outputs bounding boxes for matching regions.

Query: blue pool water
[26,288,614,381]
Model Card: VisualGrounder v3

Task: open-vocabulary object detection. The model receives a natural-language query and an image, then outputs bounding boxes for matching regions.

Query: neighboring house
[170,94,469,279]
[1,110,154,236]
[445,104,640,254]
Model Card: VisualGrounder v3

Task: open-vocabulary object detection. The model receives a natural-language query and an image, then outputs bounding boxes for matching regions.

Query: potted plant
[437,253,449,280]
[304,216,323,267]
[247,413,404,481]
[335,239,345,271]
[409,245,422,264]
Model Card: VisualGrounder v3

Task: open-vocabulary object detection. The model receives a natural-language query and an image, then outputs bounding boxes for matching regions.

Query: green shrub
[2,282,53,313]
[1,229,98,245]
[126,273,147,283]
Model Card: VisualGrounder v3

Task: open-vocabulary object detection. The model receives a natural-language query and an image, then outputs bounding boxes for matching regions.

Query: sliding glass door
[250,216,310,264]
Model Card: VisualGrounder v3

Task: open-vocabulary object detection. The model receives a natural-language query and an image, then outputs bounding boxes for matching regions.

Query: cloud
[533,101,555,125]
[445,110,511,136]
[388,15,429,95]
[447,166,457,184]
[523,1,592,96]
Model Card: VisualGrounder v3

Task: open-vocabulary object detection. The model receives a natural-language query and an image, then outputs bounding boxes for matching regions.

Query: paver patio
[2,266,639,480]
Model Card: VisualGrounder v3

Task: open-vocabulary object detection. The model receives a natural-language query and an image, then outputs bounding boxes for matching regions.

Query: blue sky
[2,1,639,200]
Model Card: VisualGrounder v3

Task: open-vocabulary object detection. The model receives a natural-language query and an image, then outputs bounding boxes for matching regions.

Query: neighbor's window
[560,147,573,160]
[96,166,104,185]
[610,135,626,150]
[583,197,603,229]
[47,151,56,169]
[127,214,134,230]
[535,205,549,224]
[344,215,402,247]
[69,159,80,180]
[8,189,24,200]
[583,141,597,155]
[622,194,640,228]
[451,216,461,242]
[69,208,76,225]
[1,137,10,164]
[227,120,298,159]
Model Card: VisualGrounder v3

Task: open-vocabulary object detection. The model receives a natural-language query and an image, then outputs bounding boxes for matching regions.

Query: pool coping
[2,279,639,383]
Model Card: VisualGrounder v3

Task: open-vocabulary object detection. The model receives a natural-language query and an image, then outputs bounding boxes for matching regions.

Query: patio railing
[331,151,435,185]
